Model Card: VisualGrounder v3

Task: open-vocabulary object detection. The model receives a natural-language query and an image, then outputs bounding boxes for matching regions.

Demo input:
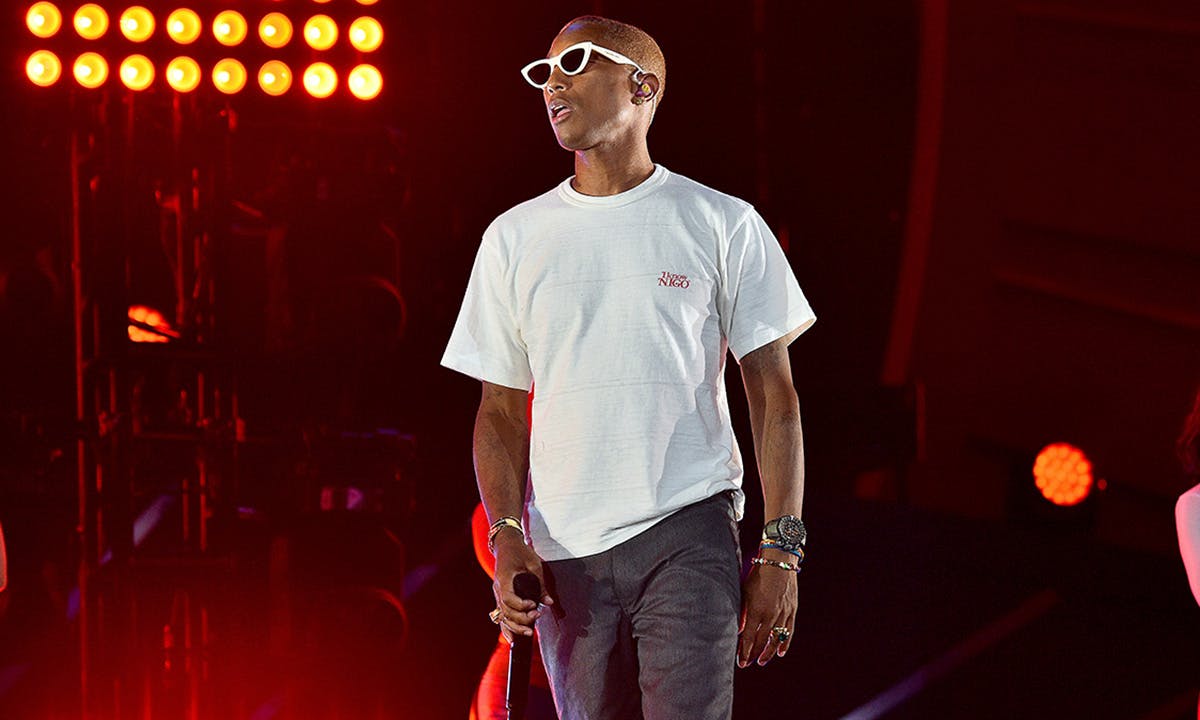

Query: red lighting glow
[1033,443,1094,506]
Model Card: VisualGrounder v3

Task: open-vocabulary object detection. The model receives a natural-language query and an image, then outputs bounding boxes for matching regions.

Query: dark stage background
[0,1,1198,718]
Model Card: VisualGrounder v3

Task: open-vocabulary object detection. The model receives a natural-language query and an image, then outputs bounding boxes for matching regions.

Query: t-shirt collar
[557,164,670,208]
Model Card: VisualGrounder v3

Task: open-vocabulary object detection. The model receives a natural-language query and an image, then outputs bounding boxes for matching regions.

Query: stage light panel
[349,17,382,52]
[120,6,154,42]
[26,50,62,87]
[120,55,154,90]
[348,64,381,100]
[74,4,109,40]
[303,62,336,98]
[74,52,108,88]
[259,13,292,49]
[304,15,337,51]
[1033,442,1094,507]
[27,2,63,39]
[166,8,201,44]
[213,10,248,47]
[258,60,292,96]
[166,56,200,92]
[213,58,247,94]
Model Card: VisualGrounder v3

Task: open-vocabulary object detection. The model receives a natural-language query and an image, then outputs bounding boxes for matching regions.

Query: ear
[633,72,661,101]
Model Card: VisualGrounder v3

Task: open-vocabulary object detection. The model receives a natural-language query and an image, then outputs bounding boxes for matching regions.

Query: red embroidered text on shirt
[658,271,690,289]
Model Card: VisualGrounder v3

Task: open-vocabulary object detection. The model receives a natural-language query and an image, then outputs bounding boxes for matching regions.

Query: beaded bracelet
[759,541,805,564]
[751,556,801,573]
[487,516,524,555]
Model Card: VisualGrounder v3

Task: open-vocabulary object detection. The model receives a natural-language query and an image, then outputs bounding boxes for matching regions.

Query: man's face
[540,28,644,152]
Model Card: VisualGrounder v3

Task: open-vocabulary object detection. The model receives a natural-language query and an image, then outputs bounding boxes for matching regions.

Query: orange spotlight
[26,50,62,87]
[73,52,108,88]
[303,62,337,98]
[357,0,379,5]
[166,56,200,92]
[166,8,201,44]
[128,305,179,342]
[26,2,63,38]
[213,10,247,46]
[303,15,337,51]
[1033,442,1095,507]
[348,17,382,52]
[119,6,154,42]
[213,58,247,94]
[348,64,382,100]
[258,13,292,49]
[258,60,292,96]
[74,4,108,40]
[119,55,154,91]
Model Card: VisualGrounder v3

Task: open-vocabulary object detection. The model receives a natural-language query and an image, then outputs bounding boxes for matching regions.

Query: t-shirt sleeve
[718,207,817,362]
[441,235,533,390]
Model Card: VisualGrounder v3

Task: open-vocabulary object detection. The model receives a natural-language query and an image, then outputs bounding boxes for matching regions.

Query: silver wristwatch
[762,515,807,552]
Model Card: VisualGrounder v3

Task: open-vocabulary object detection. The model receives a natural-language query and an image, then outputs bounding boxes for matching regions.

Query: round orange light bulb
[120,6,154,42]
[303,62,337,98]
[166,56,201,92]
[303,15,337,50]
[74,4,109,40]
[73,52,109,88]
[27,2,63,38]
[348,64,382,100]
[348,17,382,52]
[26,50,63,87]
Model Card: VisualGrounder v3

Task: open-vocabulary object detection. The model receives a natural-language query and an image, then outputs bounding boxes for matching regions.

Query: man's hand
[737,549,798,668]
[491,529,554,643]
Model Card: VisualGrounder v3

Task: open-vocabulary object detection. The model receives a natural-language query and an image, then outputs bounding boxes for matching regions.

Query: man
[442,15,816,719]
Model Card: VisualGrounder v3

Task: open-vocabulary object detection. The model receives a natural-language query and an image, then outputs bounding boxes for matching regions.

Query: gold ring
[489,608,503,624]
[771,626,790,644]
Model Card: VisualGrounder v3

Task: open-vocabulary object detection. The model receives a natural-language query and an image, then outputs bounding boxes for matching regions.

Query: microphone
[506,572,541,720]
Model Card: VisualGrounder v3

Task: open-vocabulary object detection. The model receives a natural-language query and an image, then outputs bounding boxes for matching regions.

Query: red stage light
[74,4,109,40]
[303,62,337,98]
[120,55,154,91]
[1033,443,1094,506]
[128,305,179,342]
[213,10,248,47]
[304,15,338,50]
[213,58,247,94]
[259,12,293,49]
[166,56,200,92]
[27,2,63,38]
[27,50,62,87]
[348,64,381,100]
[349,17,382,52]
[258,60,292,96]
[166,8,201,44]
[119,6,154,42]
[73,52,108,88]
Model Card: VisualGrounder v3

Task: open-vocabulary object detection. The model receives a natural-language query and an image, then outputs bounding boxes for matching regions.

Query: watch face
[777,516,806,545]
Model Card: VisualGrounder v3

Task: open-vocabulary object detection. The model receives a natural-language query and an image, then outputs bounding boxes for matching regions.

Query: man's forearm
[473,398,531,524]
[754,394,805,520]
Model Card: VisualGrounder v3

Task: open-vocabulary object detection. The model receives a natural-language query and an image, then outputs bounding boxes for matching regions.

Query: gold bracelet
[487,516,524,555]
[751,556,800,573]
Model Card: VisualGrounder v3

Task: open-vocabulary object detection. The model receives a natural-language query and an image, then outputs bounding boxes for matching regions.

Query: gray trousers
[536,492,742,720]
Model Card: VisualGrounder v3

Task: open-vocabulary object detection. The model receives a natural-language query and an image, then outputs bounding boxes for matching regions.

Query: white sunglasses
[521,41,646,89]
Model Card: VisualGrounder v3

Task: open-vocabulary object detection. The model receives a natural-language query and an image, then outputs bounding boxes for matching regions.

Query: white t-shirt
[442,165,816,560]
